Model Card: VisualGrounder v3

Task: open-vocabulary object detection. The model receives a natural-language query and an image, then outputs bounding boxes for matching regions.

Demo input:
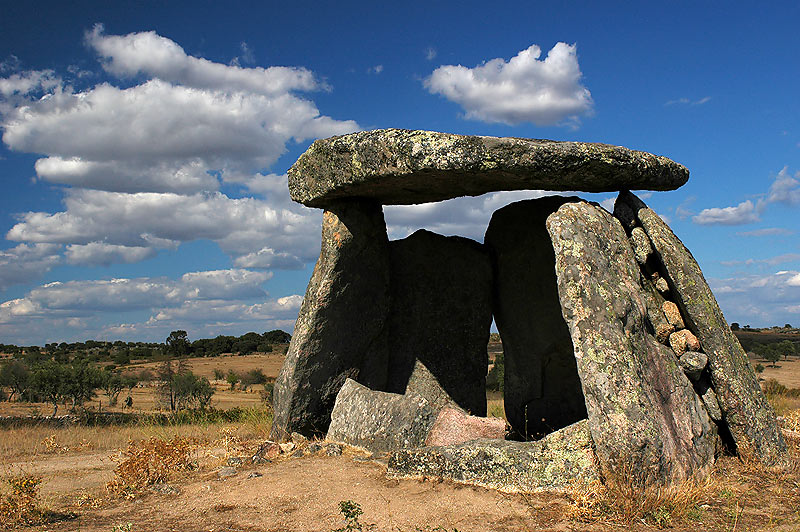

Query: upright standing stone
[385,229,492,416]
[271,199,390,440]
[548,200,715,484]
[484,197,586,439]
[617,191,787,463]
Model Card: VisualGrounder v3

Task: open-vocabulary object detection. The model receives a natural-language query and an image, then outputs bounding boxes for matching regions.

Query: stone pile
[270,129,786,492]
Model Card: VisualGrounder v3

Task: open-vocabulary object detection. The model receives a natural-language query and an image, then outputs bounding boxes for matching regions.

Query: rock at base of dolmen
[327,379,437,454]
[387,420,598,493]
[385,229,492,416]
[271,199,391,440]
[425,407,507,447]
[547,200,716,484]
[617,191,787,464]
[288,129,690,207]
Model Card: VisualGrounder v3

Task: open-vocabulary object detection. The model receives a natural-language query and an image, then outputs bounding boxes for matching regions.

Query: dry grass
[105,436,197,499]
[0,407,273,462]
[566,472,720,528]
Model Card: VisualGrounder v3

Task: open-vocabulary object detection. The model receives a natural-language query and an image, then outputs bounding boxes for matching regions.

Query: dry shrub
[566,474,717,528]
[39,434,69,454]
[0,474,44,527]
[783,408,800,431]
[106,436,196,498]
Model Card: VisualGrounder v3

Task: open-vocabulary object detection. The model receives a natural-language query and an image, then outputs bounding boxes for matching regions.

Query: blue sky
[1,1,799,345]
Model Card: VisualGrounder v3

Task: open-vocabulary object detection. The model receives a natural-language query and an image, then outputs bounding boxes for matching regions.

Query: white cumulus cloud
[425,43,593,126]
[692,200,761,225]
[6,189,322,263]
[0,243,62,290]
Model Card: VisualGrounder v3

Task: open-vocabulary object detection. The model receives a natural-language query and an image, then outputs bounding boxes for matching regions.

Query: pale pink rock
[669,329,701,356]
[425,407,506,447]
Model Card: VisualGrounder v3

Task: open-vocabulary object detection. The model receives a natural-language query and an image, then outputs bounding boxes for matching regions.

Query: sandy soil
[5,434,798,532]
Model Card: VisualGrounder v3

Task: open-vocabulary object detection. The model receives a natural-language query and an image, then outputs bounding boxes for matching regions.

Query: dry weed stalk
[106,436,197,499]
[566,472,718,528]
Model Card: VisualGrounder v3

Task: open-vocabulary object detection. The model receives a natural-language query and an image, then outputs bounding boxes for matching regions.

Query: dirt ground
[5,433,799,532]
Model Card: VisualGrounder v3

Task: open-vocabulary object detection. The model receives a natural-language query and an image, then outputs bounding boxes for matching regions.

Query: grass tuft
[566,475,718,528]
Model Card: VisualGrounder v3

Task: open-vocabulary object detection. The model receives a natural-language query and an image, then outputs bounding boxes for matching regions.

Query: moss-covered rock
[387,420,598,492]
[547,200,716,484]
[289,129,689,207]
[617,191,787,464]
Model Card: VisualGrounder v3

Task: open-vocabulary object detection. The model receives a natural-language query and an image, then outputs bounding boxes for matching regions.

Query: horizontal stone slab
[288,129,689,206]
[387,420,598,493]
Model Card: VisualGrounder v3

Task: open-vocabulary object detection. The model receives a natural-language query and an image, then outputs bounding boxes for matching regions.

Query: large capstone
[270,199,390,440]
[385,229,492,415]
[484,197,586,439]
[547,200,716,484]
[289,129,689,207]
[617,191,787,464]
[387,419,598,493]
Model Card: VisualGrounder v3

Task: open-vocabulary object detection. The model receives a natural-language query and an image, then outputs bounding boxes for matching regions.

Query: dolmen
[271,129,786,492]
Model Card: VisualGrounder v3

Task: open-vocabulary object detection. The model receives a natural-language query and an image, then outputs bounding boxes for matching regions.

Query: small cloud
[665,96,712,106]
[766,167,800,205]
[425,47,437,61]
[736,227,794,237]
[692,200,761,225]
[367,64,384,75]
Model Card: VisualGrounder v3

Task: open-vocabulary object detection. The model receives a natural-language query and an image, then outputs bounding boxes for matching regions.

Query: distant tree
[63,360,103,411]
[730,322,740,331]
[112,349,131,365]
[29,360,68,416]
[172,372,214,410]
[0,360,30,401]
[486,353,505,392]
[764,348,781,368]
[262,330,291,344]
[157,358,191,411]
[240,369,267,391]
[785,324,793,329]
[122,374,139,393]
[101,370,125,407]
[777,340,796,361]
[165,330,190,357]
[755,363,765,374]
[226,370,240,391]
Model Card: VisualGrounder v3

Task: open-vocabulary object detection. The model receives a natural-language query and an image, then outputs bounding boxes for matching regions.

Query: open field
[1,347,799,531]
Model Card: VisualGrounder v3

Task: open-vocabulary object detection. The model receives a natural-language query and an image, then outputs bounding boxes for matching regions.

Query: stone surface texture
[404,360,461,414]
[618,191,787,463]
[484,197,587,438]
[425,407,507,447]
[547,200,716,484]
[662,301,686,329]
[630,227,653,265]
[271,199,391,440]
[680,351,709,381]
[385,229,492,416]
[387,420,599,493]
[289,129,689,207]
[327,379,437,453]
